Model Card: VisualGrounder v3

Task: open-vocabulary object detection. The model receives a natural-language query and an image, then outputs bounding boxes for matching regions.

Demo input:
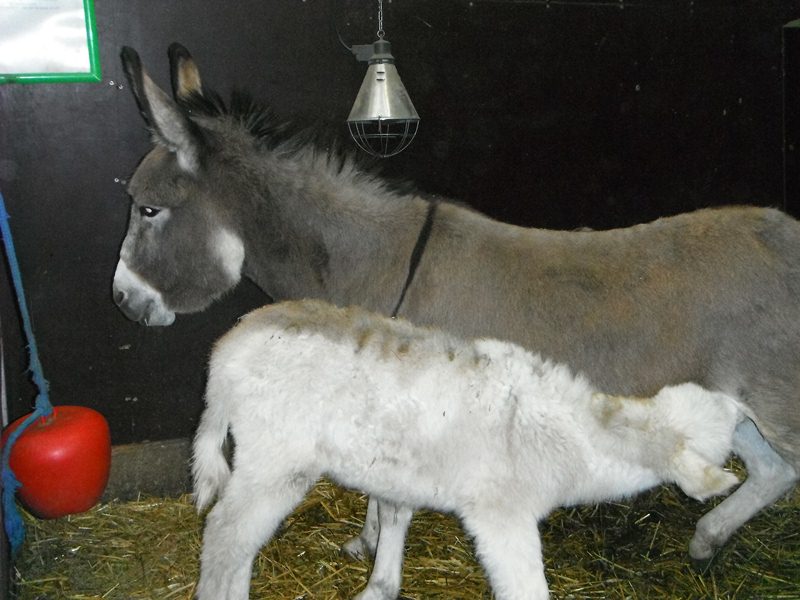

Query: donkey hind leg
[343,495,380,560]
[689,418,798,561]
[354,500,413,600]
[196,473,314,600]
[462,507,549,600]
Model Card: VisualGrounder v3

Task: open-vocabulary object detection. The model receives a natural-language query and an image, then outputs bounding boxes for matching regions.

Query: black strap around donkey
[391,200,438,318]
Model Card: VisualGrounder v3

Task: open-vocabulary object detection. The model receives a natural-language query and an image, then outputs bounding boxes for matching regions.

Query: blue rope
[0,190,53,555]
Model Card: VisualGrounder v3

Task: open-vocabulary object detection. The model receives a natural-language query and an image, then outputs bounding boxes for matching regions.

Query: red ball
[1,406,111,519]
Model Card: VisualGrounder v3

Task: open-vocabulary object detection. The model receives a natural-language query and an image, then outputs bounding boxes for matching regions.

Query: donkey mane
[178,88,308,151]
[177,87,422,203]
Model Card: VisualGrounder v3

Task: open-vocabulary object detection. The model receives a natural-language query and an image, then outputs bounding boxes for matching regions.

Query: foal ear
[120,45,203,173]
[168,43,203,101]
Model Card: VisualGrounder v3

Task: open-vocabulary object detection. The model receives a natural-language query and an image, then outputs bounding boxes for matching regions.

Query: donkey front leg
[343,495,381,560]
[689,418,798,560]
[354,500,413,600]
[197,474,312,600]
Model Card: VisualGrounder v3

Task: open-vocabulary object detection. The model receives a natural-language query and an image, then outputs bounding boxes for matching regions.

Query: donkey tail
[192,370,233,512]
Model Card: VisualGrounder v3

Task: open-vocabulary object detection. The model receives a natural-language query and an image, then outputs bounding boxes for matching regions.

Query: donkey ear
[168,43,203,101]
[120,45,203,173]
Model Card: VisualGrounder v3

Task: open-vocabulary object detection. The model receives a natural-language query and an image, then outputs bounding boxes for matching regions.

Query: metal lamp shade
[347,42,420,157]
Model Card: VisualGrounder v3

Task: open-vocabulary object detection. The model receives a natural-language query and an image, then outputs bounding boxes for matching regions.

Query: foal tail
[670,448,740,502]
[192,364,233,512]
[651,383,742,502]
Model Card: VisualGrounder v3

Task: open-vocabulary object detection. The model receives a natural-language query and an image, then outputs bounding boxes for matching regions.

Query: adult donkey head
[113,45,245,325]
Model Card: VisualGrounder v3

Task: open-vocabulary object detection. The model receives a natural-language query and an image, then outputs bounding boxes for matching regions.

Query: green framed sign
[0,0,100,84]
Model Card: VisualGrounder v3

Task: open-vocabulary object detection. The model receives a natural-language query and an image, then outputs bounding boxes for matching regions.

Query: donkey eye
[139,206,161,218]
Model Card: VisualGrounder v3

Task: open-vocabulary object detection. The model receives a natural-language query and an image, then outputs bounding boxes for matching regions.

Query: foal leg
[196,473,313,600]
[461,507,549,600]
[689,418,798,560]
[354,500,413,600]
[343,495,381,560]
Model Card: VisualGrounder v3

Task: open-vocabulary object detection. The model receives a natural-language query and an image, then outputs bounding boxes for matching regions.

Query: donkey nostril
[113,289,127,306]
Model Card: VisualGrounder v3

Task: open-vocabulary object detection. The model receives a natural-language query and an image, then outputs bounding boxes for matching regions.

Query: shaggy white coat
[193,300,742,600]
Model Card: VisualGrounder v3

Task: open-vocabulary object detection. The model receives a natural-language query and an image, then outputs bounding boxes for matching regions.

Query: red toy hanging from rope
[2,406,110,519]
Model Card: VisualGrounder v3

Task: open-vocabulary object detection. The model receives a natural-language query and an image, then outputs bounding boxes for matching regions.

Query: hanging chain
[377,0,385,38]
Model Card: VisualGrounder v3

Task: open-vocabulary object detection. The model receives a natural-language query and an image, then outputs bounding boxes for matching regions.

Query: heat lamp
[347,0,419,158]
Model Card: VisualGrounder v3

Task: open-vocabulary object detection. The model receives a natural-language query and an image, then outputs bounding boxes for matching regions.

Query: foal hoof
[342,535,374,562]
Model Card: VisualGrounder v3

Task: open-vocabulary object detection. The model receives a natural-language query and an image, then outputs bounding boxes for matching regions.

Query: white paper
[0,0,90,74]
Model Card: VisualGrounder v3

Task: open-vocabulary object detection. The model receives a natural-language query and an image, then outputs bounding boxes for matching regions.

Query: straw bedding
[11,467,800,599]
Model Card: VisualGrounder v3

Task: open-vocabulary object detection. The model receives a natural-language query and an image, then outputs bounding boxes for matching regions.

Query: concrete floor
[103,438,192,502]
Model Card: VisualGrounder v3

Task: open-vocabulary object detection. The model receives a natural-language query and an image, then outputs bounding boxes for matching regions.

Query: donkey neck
[239,153,433,313]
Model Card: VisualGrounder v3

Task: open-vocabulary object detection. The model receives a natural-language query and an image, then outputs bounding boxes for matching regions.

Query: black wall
[1,0,798,445]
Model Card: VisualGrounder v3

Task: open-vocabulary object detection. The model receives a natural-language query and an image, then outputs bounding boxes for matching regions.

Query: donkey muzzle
[112,260,176,326]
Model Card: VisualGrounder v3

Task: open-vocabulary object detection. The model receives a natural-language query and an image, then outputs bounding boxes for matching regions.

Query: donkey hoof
[342,535,374,562]
[688,533,717,565]
[689,551,719,574]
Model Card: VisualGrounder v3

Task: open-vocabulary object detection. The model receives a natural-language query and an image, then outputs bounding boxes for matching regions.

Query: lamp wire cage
[348,118,419,158]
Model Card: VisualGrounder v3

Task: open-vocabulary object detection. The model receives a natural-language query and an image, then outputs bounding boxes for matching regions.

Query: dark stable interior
[1,1,798,448]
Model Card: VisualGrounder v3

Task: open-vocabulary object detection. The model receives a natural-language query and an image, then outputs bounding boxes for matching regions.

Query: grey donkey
[113,43,799,593]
